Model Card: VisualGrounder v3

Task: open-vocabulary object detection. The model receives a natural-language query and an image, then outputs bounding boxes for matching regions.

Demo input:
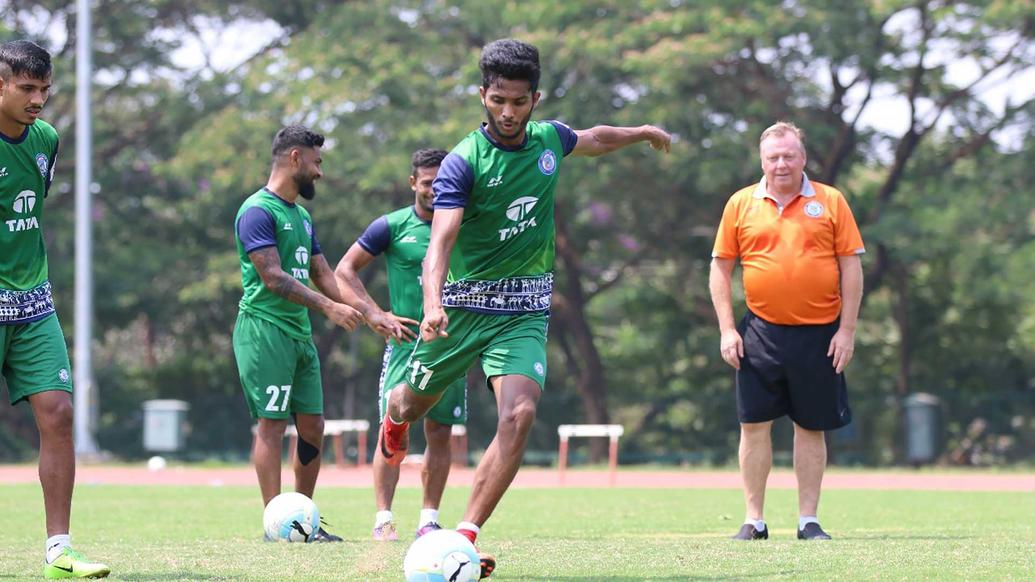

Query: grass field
[1,483,1032,580]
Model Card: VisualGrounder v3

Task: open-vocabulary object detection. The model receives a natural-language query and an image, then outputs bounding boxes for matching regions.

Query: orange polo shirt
[712,177,865,325]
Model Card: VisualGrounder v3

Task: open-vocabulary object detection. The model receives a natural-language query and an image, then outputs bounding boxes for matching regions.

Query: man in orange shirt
[709,121,864,541]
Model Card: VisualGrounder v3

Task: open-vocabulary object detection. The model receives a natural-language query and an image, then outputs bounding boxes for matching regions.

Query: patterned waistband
[442,274,553,314]
[0,281,56,324]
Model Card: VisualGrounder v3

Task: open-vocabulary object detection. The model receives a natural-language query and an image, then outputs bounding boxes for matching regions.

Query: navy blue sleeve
[356,215,391,256]
[310,221,323,256]
[236,206,277,253]
[432,153,474,209]
[548,120,578,157]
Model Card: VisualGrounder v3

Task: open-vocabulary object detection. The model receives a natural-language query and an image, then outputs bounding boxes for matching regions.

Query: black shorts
[735,310,852,430]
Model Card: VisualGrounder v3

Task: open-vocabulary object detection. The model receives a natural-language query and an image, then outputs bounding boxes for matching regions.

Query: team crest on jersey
[35,153,48,177]
[538,149,557,176]
[58,369,70,383]
[303,220,312,236]
[804,201,824,217]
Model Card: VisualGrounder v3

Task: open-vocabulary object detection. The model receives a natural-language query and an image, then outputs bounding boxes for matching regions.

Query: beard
[296,173,317,200]
[418,194,435,213]
[484,104,534,141]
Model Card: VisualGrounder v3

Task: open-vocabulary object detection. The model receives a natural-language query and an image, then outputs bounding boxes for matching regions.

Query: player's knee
[424,420,452,446]
[397,398,425,423]
[740,421,772,442]
[35,396,73,436]
[499,399,537,433]
[297,436,321,465]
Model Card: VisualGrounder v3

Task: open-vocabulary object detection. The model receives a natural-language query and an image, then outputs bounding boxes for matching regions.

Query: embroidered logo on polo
[442,274,553,313]
[0,282,56,324]
[804,201,824,217]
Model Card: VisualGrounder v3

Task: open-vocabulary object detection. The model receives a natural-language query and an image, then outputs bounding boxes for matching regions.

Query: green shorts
[404,309,548,395]
[1,314,73,405]
[233,311,322,420]
[379,339,467,425]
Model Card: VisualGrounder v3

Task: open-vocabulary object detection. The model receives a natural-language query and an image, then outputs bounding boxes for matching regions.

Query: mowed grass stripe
[0,485,1031,580]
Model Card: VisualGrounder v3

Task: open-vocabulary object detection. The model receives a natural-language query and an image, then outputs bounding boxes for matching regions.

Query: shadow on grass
[522,573,809,581]
[118,573,221,581]
[837,534,973,541]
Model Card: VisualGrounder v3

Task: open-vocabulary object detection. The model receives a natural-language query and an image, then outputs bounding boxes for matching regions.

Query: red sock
[383,412,409,437]
[457,528,477,545]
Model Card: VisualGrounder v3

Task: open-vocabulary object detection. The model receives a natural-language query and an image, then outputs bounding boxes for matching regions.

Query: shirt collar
[753,173,815,199]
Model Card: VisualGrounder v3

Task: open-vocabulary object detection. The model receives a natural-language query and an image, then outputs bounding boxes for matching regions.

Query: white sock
[375,510,394,527]
[456,521,480,534]
[419,508,439,527]
[45,534,70,564]
[744,518,766,532]
[799,516,819,530]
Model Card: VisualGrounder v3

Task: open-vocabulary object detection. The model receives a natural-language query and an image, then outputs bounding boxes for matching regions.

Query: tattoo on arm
[248,247,329,311]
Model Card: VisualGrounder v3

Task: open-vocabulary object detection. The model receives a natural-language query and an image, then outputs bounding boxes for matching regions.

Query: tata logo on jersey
[13,190,36,213]
[499,196,539,241]
[6,190,40,232]
[291,246,310,280]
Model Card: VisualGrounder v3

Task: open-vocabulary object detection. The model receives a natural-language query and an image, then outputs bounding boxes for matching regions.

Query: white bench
[557,424,624,486]
[253,419,370,468]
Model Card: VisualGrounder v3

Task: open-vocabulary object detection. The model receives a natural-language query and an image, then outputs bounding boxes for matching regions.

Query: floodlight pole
[73,0,99,456]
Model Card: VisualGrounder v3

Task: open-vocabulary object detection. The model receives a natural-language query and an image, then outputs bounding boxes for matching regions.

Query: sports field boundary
[1,464,1031,491]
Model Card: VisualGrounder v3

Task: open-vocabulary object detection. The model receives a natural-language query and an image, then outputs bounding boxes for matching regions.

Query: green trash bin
[903,393,941,465]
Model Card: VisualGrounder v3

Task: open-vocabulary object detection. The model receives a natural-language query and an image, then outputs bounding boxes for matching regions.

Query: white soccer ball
[403,529,480,582]
[262,492,320,543]
[146,455,166,471]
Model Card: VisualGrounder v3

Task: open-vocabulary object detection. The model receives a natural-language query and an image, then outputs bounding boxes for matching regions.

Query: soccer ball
[403,529,480,582]
[262,492,320,542]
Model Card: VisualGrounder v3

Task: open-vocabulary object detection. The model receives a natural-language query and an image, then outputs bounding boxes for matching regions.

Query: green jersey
[356,206,430,321]
[234,188,322,340]
[0,119,59,324]
[432,120,577,314]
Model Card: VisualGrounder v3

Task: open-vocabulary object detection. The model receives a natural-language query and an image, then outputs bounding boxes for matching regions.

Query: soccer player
[377,39,671,577]
[233,124,402,541]
[0,40,110,579]
[335,148,469,541]
[709,121,864,541]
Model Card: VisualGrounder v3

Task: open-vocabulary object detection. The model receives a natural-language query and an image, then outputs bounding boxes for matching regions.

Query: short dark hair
[411,148,448,176]
[479,39,540,93]
[0,40,52,81]
[271,124,324,157]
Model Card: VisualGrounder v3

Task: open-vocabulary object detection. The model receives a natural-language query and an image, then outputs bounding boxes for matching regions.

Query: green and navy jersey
[0,119,59,324]
[356,205,430,322]
[235,188,323,340]
[432,120,577,314]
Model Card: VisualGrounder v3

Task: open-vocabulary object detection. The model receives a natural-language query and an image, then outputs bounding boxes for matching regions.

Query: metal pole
[73,0,99,456]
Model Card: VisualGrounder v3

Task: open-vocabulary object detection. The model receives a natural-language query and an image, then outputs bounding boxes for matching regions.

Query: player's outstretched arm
[334,243,417,341]
[249,247,362,331]
[571,125,671,157]
[420,207,464,342]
